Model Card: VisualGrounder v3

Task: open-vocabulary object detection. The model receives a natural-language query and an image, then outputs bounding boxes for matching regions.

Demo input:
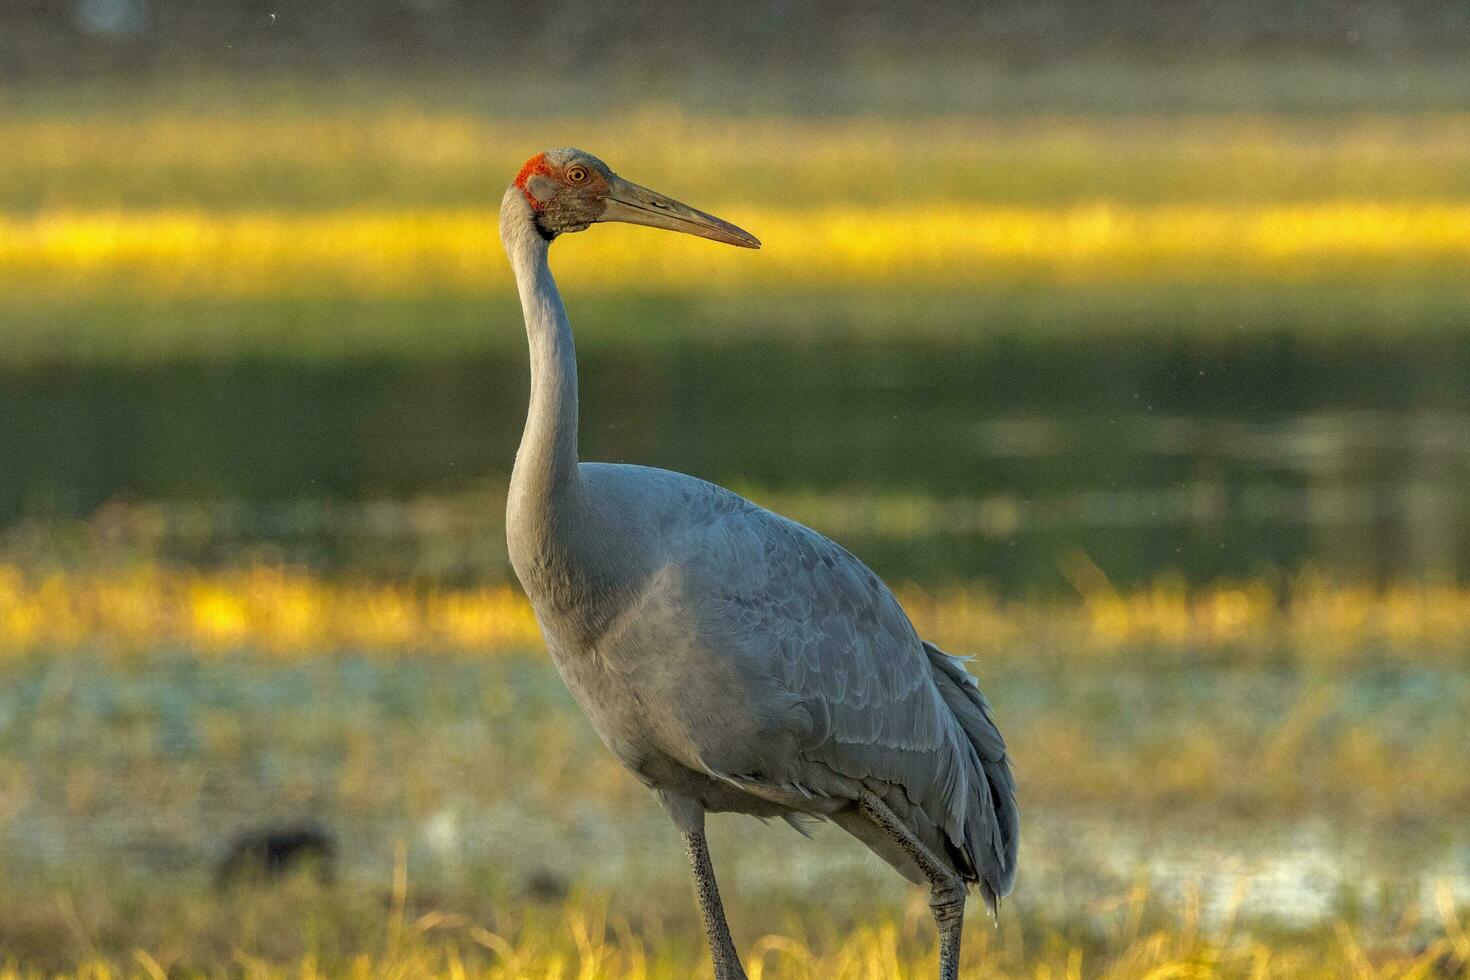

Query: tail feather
[922,640,1020,914]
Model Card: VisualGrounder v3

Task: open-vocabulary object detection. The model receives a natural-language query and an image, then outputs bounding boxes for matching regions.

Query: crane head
[513,148,760,248]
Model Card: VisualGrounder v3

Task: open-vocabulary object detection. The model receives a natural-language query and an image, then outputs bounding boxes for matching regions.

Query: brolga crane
[500,148,1018,980]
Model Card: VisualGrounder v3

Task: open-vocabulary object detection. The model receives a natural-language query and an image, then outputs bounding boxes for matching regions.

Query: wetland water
[5,334,1470,590]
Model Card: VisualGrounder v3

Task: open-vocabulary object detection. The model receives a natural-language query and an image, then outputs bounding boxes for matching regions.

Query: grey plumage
[501,147,1017,980]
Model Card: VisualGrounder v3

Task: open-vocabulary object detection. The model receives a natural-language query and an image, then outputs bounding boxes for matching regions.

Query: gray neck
[502,187,582,512]
[499,188,654,644]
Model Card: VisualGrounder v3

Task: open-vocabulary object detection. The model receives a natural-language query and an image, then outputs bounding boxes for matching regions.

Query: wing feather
[678,491,1015,897]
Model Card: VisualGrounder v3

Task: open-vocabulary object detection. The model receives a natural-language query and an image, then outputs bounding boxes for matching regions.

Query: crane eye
[565,165,589,184]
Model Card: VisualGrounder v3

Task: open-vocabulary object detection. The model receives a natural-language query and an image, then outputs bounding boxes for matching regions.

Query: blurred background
[1,2,1469,976]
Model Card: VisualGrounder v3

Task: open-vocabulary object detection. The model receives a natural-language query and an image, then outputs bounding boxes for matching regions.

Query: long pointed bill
[598,176,760,249]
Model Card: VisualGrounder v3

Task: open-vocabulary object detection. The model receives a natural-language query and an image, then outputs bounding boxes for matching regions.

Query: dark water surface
[4,334,1470,589]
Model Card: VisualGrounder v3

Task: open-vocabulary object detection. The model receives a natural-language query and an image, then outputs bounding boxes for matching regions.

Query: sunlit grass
[2,202,1469,299]
[9,113,1470,209]
[3,559,1469,664]
[6,110,1470,359]
[6,112,1470,299]
[0,884,1464,979]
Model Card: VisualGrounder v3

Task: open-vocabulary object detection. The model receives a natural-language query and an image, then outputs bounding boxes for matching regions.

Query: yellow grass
[3,560,1468,662]
[3,887,1465,980]
[10,112,1470,196]
[2,202,1469,298]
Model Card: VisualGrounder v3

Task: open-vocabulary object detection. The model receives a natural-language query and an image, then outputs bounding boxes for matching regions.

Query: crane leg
[858,790,968,980]
[681,829,748,980]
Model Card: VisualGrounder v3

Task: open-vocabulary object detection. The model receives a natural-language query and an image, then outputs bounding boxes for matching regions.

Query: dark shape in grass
[215,822,337,890]
[523,868,569,903]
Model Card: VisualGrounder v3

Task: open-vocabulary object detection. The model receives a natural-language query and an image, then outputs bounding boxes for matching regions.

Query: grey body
[517,459,1014,899]
[500,151,1017,978]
